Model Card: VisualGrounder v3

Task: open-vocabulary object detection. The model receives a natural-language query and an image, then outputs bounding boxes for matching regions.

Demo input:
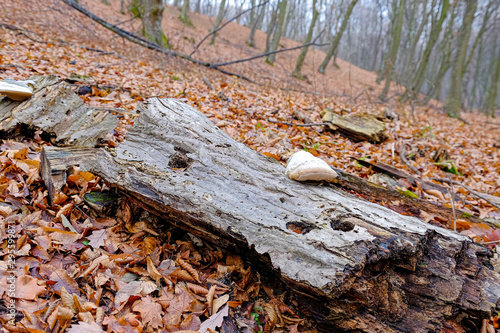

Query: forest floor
[0,0,500,332]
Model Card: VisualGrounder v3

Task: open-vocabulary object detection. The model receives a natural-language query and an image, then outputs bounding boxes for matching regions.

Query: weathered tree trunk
[247,0,266,47]
[131,0,169,48]
[484,42,500,117]
[41,98,500,333]
[402,0,449,102]
[0,76,118,147]
[378,0,405,100]
[209,0,227,45]
[179,0,193,27]
[266,0,288,65]
[292,0,318,79]
[318,0,359,74]
[444,0,477,117]
[265,6,277,53]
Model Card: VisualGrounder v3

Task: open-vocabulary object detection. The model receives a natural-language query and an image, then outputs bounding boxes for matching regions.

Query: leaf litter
[1,0,500,331]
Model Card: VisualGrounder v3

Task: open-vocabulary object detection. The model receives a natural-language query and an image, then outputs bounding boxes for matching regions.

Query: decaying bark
[0,76,118,147]
[40,98,500,332]
[322,109,388,143]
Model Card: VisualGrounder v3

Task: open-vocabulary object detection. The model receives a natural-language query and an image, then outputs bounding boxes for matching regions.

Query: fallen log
[321,109,388,143]
[0,75,118,147]
[41,98,500,332]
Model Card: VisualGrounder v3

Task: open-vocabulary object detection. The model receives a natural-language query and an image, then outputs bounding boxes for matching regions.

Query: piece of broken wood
[321,109,388,143]
[0,75,118,146]
[41,98,500,332]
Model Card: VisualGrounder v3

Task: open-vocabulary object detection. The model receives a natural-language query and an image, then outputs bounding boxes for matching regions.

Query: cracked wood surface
[42,98,500,332]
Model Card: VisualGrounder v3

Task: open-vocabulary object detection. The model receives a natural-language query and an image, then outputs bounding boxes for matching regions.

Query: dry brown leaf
[212,293,230,315]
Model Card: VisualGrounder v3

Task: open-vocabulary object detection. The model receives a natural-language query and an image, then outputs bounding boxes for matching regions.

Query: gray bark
[266,0,288,65]
[292,0,318,79]
[445,0,477,117]
[0,76,118,147]
[210,0,227,45]
[41,98,500,332]
[318,0,359,74]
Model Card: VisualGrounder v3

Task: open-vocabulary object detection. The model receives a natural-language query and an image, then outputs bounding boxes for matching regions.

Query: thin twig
[398,144,421,175]
[268,120,331,127]
[431,177,500,211]
[212,37,328,67]
[190,0,269,57]
[448,182,457,232]
[60,0,253,81]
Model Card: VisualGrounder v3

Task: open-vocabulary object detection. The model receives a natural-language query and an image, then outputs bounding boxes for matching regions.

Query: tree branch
[190,0,270,57]
[431,177,500,211]
[212,37,328,67]
[59,0,327,83]
[59,0,253,81]
[268,120,330,127]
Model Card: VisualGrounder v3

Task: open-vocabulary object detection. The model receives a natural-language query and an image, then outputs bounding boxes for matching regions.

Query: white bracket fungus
[285,151,338,182]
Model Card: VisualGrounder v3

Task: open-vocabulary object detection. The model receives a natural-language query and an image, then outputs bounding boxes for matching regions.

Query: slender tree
[210,0,227,45]
[265,5,277,52]
[483,41,500,117]
[179,0,193,27]
[266,0,288,65]
[318,0,359,74]
[130,0,168,48]
[378,0,405,100]
[292,0,319,79]
[402,0,449,102]
[247,0,266,47]
[445,0,477,117]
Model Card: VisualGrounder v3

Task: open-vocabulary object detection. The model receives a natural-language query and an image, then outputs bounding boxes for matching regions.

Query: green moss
[397,188,419,198]
[461,212,472,219]
[130,0,141,18]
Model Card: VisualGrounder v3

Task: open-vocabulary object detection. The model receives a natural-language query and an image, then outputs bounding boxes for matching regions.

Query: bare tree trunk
[370,0,384,71]
[378,0,405,100]
[292,0,318,79]
[376,0,398,84]
[444,0,477,117]
[401,0,429,86]
[131,0,169,48]
[247,0,266,47]
[195,0,201,13]
[179,0,193,27]
[402,0,449,102]
[266,0,288,65]
[483,42,500,117]
[210,0,227,45]
[265,6,277,52]
[318,0,359,74]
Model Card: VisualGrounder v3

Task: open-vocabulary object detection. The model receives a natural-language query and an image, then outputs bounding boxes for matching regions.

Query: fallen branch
[431,177,500,211]
[60,0,327,83]
[190,0,270,57]
[268,120,330,127]
[211,37,328,68]
[398,143,421,175]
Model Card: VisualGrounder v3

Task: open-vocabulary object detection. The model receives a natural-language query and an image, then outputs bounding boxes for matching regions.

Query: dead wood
[321,109,388,143]
[0,75,118,147]
[41,98,500,332]
[59,0,327,82]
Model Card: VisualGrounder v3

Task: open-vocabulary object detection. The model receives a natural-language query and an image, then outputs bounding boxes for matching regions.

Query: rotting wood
[41,98,500,332]
[321,109,388,143]
[0,75,118,147]
[332,166,483,226]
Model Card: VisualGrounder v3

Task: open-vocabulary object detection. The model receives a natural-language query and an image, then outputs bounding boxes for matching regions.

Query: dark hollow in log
[42,98,500,332]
